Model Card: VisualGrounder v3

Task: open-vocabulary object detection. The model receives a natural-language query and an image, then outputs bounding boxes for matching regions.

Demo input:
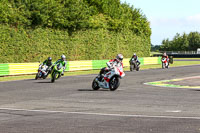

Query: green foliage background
[0,0,151,63]
[160,32,200,51]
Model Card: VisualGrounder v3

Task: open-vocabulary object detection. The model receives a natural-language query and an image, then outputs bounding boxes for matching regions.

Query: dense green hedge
[0,0,151,63]
[0,25,150,63]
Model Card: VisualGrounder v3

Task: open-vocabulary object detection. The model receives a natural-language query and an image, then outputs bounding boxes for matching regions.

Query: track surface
[1,65,200,133]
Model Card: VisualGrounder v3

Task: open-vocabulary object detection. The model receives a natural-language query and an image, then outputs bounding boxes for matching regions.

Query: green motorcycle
[51,63,64,83]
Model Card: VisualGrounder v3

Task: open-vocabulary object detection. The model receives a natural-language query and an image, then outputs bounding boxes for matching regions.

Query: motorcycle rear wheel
[109,76,120,91]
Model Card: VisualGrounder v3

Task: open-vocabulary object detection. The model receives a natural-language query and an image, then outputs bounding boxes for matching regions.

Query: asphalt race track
[1,65,200,133]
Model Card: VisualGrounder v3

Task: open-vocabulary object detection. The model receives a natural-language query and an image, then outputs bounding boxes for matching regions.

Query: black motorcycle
[129,59,140,71]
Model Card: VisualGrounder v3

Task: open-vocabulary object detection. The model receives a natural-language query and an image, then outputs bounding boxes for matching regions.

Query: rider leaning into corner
[39,57,53,74]
[130,53,140,66]
[98,54,124,81]
[53,54,67,76]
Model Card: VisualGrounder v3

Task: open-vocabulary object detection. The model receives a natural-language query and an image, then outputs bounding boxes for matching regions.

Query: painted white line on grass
[0,108,200,120]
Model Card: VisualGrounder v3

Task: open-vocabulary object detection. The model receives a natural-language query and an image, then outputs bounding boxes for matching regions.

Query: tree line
[159,32,200,51]
[0,0,151,36]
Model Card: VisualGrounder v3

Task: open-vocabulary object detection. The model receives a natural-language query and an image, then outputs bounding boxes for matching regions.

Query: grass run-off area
[1,59,200,82]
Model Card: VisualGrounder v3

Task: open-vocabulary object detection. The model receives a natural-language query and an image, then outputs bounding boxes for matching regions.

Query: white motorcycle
[161,57,169,69]
[35,65,50,80]
[92,65,125,91]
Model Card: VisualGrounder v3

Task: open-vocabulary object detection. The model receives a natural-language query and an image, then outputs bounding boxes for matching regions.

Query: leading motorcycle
[92,65,125,91]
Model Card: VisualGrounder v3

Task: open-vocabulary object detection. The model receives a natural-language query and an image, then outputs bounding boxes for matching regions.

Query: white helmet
[61,54,66,61]
[116,54,123,61]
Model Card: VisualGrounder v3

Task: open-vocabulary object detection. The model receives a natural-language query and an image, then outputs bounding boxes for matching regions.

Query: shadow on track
[78,89,110,91]
[191,89,200,92]
[35,81,52,83]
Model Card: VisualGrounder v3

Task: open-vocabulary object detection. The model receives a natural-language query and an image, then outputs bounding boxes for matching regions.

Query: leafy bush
[0,0,151,63]
[0,25,150,63]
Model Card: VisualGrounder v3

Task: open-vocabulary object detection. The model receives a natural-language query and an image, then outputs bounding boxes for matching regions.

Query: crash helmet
[48,57,52,61]
[133,53,136,56]
[116,54,123,62]
[61,54,66,61]
[163,52,167,56]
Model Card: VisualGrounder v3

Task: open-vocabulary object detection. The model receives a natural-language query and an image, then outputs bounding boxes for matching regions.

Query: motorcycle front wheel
[51,72,57,83]
[130,65,133,71]
[162,63,165,69]
[136,66,139,71]
[35,73,39,80]
[109,76,120,91]
[92,78,100,90]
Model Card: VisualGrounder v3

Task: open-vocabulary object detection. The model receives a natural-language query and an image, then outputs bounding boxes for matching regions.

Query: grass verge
[1,60,200,82]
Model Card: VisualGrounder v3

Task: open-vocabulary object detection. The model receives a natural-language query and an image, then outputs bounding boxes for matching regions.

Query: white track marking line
[1,108,200,120]
[165,110,182,113]
[0,79,30,83]
[1,64,200,83]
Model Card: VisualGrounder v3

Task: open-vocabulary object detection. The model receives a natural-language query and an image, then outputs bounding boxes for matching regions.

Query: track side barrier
[0,57,161,76]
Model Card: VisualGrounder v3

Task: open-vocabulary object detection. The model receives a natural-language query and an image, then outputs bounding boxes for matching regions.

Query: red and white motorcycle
[35,65,49,80]
[161,57,169,69]
[92,63,125,91]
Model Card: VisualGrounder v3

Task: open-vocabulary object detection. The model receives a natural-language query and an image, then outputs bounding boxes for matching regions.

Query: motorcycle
[161,57,169,69]
[51,63,64,83]
[35,65,50,80]
[129,59,140,71]
[92,65,125,91]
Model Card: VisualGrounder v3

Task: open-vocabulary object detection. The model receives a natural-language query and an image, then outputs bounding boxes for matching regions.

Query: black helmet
[48,57,52,61]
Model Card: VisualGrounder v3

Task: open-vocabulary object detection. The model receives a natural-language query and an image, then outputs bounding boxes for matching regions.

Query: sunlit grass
[174,58,200,60]
[1,60,200,82]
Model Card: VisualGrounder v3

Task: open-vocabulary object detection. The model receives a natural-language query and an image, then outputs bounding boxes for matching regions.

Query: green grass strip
[92,60,109,69]
[0,64,9,76]
[1,59,200,82]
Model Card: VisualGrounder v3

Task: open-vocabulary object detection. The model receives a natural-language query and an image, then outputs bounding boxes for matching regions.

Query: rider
[130,53,140,66]
[53,54,67,76]
[99,54,124,81]
[162,52,169,62]
[39,57,53,74]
